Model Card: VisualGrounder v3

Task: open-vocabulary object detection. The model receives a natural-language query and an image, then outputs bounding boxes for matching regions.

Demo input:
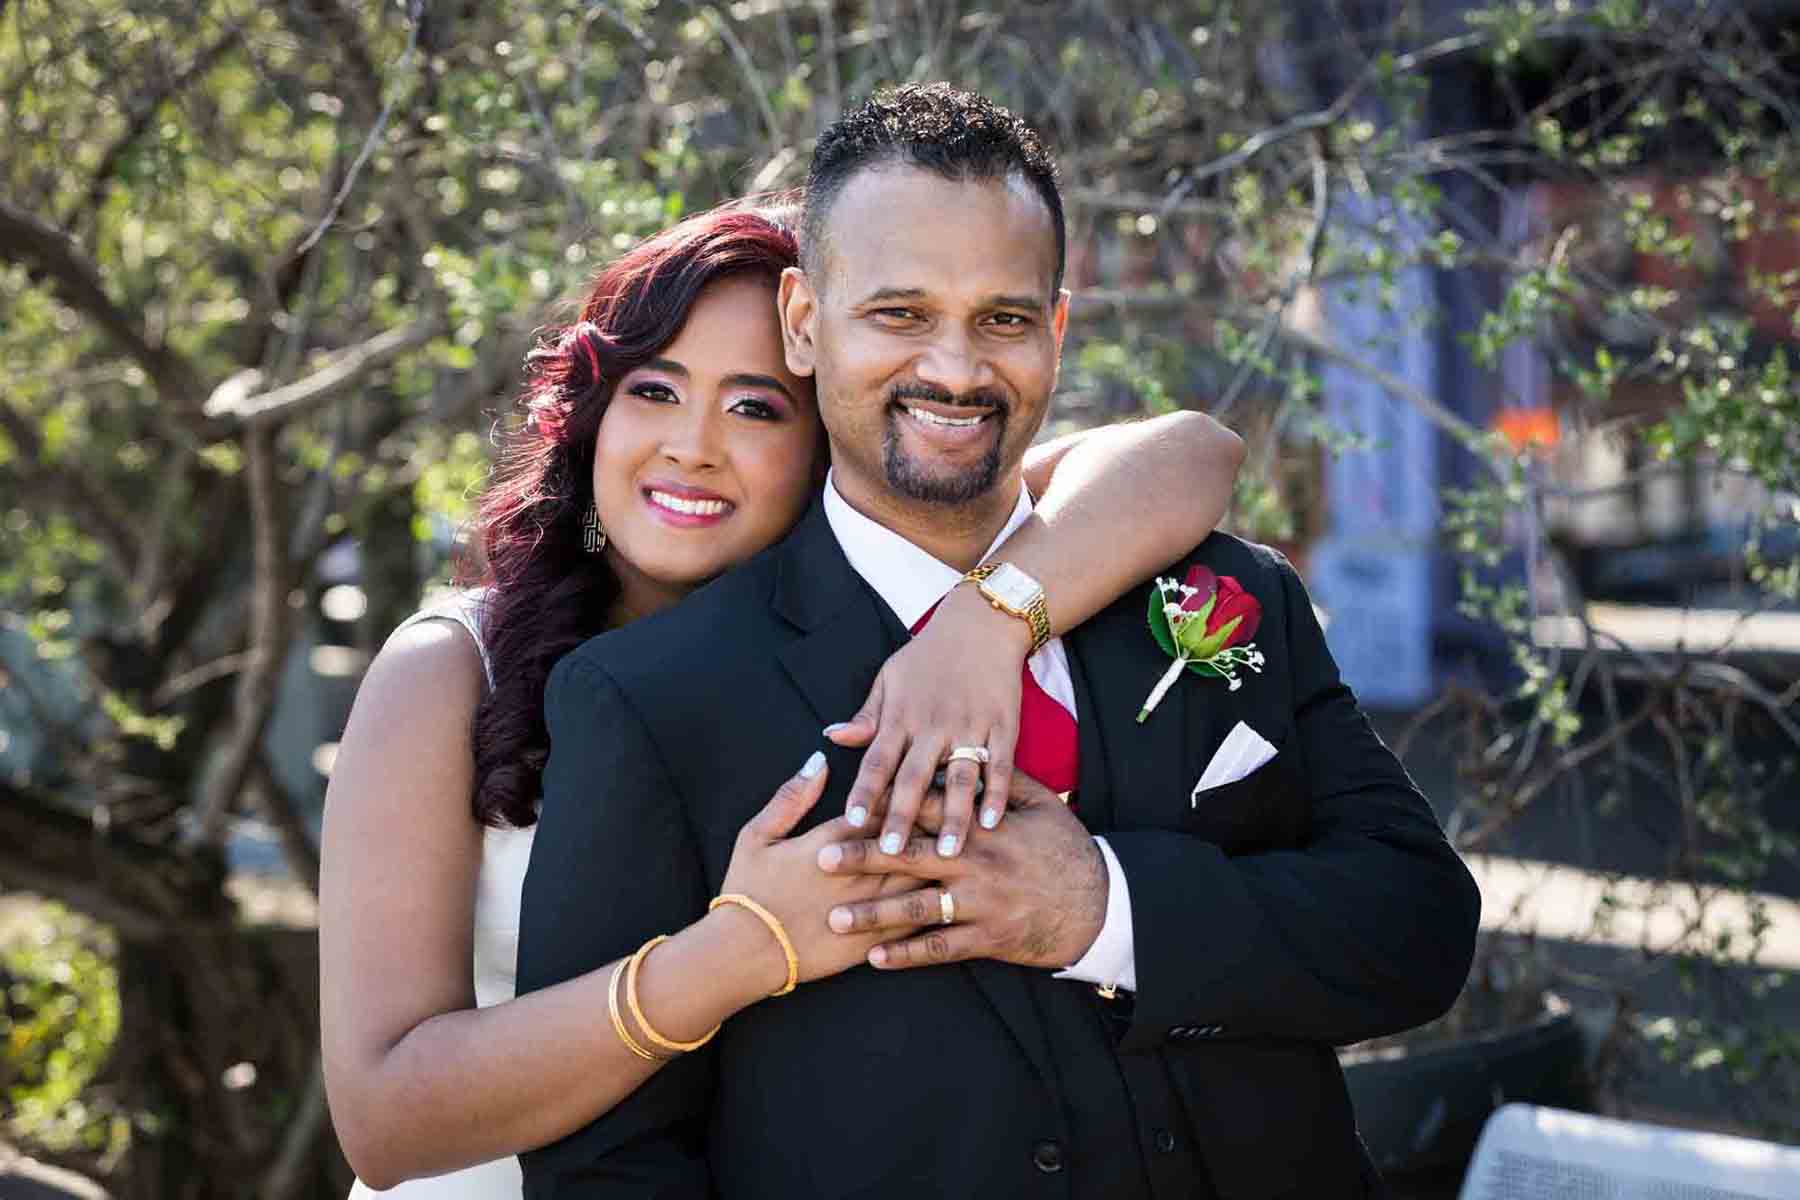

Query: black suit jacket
[516,498,1481,1199]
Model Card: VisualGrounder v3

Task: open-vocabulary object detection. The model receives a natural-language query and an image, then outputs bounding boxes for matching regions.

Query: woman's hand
[716,753,930,993]
[825,583,1031,861]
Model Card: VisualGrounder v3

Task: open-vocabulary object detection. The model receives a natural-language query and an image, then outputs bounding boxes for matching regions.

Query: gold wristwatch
[962,562,1052,653]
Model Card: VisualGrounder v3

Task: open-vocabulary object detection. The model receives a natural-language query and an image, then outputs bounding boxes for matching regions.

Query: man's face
[780,166,1068,519]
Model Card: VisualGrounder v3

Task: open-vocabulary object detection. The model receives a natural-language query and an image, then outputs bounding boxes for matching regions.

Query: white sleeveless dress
[348,590,533,1199]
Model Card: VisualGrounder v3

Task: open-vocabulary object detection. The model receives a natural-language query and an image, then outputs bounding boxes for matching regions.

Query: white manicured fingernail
[818,845,843,869]
[980,808,1000,830]
[847,805,868,827]
[938,834,959,857]
[880,832,903,856]
[829,907,853,932]
[823,722,851,735]
[868,946,888,967]
[800,751,826,778]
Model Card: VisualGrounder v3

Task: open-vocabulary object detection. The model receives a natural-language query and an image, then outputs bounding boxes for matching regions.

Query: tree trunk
[0,787,344,1197]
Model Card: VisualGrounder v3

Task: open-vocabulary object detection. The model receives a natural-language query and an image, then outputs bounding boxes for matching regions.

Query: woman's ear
[778,267,818,378]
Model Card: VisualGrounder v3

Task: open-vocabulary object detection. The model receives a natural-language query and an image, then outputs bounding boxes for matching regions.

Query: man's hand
[815,773,1108,971]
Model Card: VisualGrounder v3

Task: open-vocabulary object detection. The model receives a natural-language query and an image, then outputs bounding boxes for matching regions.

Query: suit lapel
[1063,634,1115,833]
[1067,591,1221,830]
[771,497,1058,1097]
[774,501,900,729]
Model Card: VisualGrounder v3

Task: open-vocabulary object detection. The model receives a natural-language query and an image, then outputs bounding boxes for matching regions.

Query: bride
[317,199,1244,1195]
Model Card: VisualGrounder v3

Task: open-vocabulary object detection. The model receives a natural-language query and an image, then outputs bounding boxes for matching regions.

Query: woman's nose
[660,401,724,470]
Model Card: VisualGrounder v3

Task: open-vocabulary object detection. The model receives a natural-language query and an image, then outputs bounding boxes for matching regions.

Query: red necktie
[911,601,1080,794]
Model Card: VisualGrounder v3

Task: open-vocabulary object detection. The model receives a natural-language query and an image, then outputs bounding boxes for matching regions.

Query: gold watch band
[963,562,1052,654]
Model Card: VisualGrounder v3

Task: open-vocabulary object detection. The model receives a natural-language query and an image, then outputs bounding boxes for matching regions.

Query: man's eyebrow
[854,287,1049,310]
[855,286,930,306]
[721,373,795,401]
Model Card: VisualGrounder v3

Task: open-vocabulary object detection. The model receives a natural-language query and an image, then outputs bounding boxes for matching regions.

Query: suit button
[1032,1140,1064,1174]
[1154,1128,1177,1154]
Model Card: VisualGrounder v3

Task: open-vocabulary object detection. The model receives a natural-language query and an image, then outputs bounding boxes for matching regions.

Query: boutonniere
[1137,565,1266,722]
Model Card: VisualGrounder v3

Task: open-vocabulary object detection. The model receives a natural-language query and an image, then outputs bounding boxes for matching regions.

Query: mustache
[887,381,1008,414]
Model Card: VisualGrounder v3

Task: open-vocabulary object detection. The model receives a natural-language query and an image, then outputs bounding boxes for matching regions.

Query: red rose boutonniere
[1137,565,1266,722]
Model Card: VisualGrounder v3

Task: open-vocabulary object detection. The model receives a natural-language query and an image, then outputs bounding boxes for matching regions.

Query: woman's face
[593,274,821,621]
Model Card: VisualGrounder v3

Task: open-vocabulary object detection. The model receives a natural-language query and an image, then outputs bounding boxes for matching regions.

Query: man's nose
[913,327,993,400]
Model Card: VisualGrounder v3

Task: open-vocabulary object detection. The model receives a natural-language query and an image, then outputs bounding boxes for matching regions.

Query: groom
[517,84,1480,1198]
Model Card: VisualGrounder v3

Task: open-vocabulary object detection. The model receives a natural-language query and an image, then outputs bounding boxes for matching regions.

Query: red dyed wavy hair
[464,204,801,827]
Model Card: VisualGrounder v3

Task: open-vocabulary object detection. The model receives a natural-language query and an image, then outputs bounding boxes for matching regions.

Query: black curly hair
[802,82,1064,296]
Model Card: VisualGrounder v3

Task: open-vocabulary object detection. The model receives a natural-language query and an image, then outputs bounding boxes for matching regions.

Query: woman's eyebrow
[640,357,689,377]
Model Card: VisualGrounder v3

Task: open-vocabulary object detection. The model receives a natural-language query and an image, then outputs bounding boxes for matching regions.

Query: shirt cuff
[1052,835,1137,993]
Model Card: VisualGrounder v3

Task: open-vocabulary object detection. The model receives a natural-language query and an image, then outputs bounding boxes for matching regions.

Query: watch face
[984,562,1043,610]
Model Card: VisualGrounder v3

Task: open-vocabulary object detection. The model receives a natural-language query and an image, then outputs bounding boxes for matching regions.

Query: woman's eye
[630,382,678,403]
[730,396,781,420]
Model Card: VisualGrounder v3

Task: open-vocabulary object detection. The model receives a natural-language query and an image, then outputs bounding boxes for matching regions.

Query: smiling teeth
[906,406,986,428]
[650,491,731,516]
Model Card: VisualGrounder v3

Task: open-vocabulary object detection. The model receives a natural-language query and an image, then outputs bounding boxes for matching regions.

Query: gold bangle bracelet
[625,935,722,1054]
[708,893,799,998]
[606,960,657,1061]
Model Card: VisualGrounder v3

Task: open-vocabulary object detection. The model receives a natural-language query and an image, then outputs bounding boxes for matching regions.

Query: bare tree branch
[256,1050,327,1200]
[1273,320,1492,454]
[151,652,250,708]
[1460,696,1662,851]
[249,752,320,896]
[1064,187,1233,219]
[0,403,140,576]
[1173,31,1488,194]
[194,428,291,846]
[72,30,243,230]
[0,783,222,941]
[0,198,205,405]
[202,318,443,429]
[292,0,427,258]
[1217,134,1333,416]
[813,0,841,118]
[691,1,784,155]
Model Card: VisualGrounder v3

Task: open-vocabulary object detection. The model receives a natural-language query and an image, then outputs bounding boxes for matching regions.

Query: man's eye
[874,308,919,321]
[629,382,678,403]
[989,313,1030,328]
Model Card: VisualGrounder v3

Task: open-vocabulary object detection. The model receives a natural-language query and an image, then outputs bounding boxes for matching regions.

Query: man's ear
[778,266,818,378]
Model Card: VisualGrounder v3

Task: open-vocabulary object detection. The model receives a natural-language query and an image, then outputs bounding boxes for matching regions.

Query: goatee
[883,383,1007,505]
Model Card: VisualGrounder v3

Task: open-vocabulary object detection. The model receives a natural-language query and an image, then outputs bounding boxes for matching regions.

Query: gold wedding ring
[939,889,957,925]
[945,745,990,767]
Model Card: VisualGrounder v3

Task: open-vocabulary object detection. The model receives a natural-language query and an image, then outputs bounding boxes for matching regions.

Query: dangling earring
[582,503,608,553]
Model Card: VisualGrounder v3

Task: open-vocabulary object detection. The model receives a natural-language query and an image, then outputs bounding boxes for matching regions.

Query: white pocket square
[1190,722,1279,807]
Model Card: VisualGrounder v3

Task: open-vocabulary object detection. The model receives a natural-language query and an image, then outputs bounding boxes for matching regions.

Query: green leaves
[2,905,124,1159]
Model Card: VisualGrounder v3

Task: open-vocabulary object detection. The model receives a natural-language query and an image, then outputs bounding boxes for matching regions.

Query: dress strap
[392,588,494,691]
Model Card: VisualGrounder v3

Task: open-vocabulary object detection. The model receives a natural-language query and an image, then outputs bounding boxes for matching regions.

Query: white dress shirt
[822,471,1137,993]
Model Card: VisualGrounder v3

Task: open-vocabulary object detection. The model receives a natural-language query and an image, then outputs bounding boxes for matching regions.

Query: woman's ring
[945,745,990,766]
[939,889,957,925]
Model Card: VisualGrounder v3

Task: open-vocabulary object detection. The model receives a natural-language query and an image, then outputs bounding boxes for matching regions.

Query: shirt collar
[822,468,1034,630]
